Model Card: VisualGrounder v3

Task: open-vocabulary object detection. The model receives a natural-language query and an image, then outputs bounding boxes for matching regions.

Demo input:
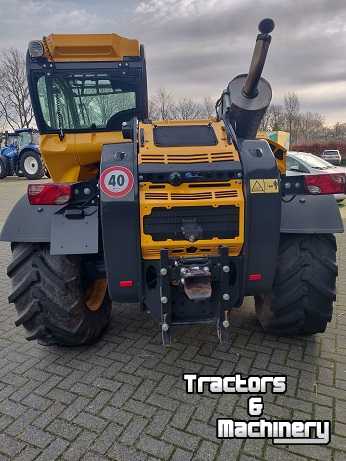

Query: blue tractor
[0,128,46,180]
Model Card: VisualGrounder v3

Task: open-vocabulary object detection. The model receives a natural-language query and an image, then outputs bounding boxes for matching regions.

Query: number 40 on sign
[100,166,134,199]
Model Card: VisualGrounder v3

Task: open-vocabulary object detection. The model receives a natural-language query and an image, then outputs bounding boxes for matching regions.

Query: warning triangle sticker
[251,180,265,193]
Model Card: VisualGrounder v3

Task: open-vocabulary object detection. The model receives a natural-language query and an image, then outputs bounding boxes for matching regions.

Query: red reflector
[248,273,262,281]
[119,280,134,288]
[304,173,346,195]
[28,184,71,205]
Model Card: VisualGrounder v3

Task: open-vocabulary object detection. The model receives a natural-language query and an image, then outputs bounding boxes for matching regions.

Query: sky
[0,0,345,125]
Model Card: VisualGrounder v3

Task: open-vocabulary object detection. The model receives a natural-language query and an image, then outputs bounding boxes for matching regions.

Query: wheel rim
[85,279,108,311]
[23,156,39,175]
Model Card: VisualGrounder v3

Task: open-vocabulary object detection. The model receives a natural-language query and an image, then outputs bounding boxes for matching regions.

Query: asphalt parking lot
[0,177,345,461]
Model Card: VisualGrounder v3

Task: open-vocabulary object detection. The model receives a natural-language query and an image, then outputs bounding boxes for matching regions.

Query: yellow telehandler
[1,19,343,345]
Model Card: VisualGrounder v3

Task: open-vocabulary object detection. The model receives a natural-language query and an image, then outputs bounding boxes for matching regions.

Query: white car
[286,151,346,202]
[321,149,342,165]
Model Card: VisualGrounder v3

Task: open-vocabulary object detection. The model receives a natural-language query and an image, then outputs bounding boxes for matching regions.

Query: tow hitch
[158,247,233,346]
[181,265,212,301]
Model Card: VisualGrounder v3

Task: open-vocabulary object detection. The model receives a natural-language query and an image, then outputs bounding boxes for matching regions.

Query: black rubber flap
[153,125,218,147]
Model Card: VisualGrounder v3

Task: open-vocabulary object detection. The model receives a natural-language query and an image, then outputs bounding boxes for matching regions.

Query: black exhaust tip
[258,18,275,34]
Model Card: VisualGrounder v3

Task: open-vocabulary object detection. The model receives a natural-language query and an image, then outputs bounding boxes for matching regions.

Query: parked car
[0,128,46,179]
[286,151,346,202]
[321,149,342,165]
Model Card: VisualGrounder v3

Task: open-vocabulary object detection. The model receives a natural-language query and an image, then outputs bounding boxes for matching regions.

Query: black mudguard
[240,140,344,296]
[0,194,99,255]
[99,142,141,303]
[281,194,344,234]
[240,139,282,296]
[19,145,41,157]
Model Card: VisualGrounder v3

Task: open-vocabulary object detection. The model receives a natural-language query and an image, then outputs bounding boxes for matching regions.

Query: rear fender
[240,139,282,296]
[100,140,141,303]
[19,145,41,158]
[0,194,99,255]
[281,194,344,233]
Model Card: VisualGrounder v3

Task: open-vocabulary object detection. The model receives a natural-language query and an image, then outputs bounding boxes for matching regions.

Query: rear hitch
[216,246,232,344]
[161,313,171,345]
[160,250,172,346]
[158,247,233,346]
[217,310,231,344]
[181,265,212,301]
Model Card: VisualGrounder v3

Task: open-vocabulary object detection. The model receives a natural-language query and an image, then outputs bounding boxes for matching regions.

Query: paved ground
[0,177,345,461]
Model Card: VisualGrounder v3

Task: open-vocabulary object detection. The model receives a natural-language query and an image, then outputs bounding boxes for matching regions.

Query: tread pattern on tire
[8,243,111,346]
[255,234,337,336]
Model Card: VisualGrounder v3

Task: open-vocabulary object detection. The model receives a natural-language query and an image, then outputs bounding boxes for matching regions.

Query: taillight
[28,184,72,205]
[304,174,346,195]
[119,280,134,288]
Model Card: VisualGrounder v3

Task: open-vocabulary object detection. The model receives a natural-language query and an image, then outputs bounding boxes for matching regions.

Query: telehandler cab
[1,19,343,345]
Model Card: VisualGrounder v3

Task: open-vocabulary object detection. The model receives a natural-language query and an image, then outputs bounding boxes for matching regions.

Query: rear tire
[255,234,337,336]
[20,150,45,180]
[8,243,112,346]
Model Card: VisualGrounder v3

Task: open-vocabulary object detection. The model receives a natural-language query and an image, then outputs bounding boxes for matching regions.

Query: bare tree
[148,98,159,120]
[296,111,324,143]
[149,93,216,120]
[333,122,346,140]
[150,88,175,120]
[175,97,203,120]
[0,107,5,132]
[259,107,272,131]
[202,96,215,118]
[270,105,286,131]
[259,104,285,132]
[0,48,34,129]
[284,92,300,143]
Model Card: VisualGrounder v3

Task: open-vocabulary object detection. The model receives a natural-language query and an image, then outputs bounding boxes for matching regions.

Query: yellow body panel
[267,130,290,150]
[257,131,288,174]
[267,139,287,174]
[138,120,244,259]
[43,34,140,62]
[140,180,245,260]
[40,132,128,183]
[139,119,239,164]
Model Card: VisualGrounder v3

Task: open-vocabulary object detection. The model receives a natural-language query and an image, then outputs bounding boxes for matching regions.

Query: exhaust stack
[217,18,275,139]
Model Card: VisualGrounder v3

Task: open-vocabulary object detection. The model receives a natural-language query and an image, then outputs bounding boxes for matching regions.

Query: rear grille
[143,246,240,258]
[210,153,234,162]
[170,192,212,200]
[144,187,240,201]
[214,190,239,198]
[144,193,169,200]
[140,151,236,164]
[143,206,239,242]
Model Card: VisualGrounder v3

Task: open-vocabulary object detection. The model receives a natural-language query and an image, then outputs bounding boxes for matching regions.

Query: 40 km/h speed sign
[100,166,134,199]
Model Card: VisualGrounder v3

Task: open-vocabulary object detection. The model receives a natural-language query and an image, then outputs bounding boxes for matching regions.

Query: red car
[286,151,346,202]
